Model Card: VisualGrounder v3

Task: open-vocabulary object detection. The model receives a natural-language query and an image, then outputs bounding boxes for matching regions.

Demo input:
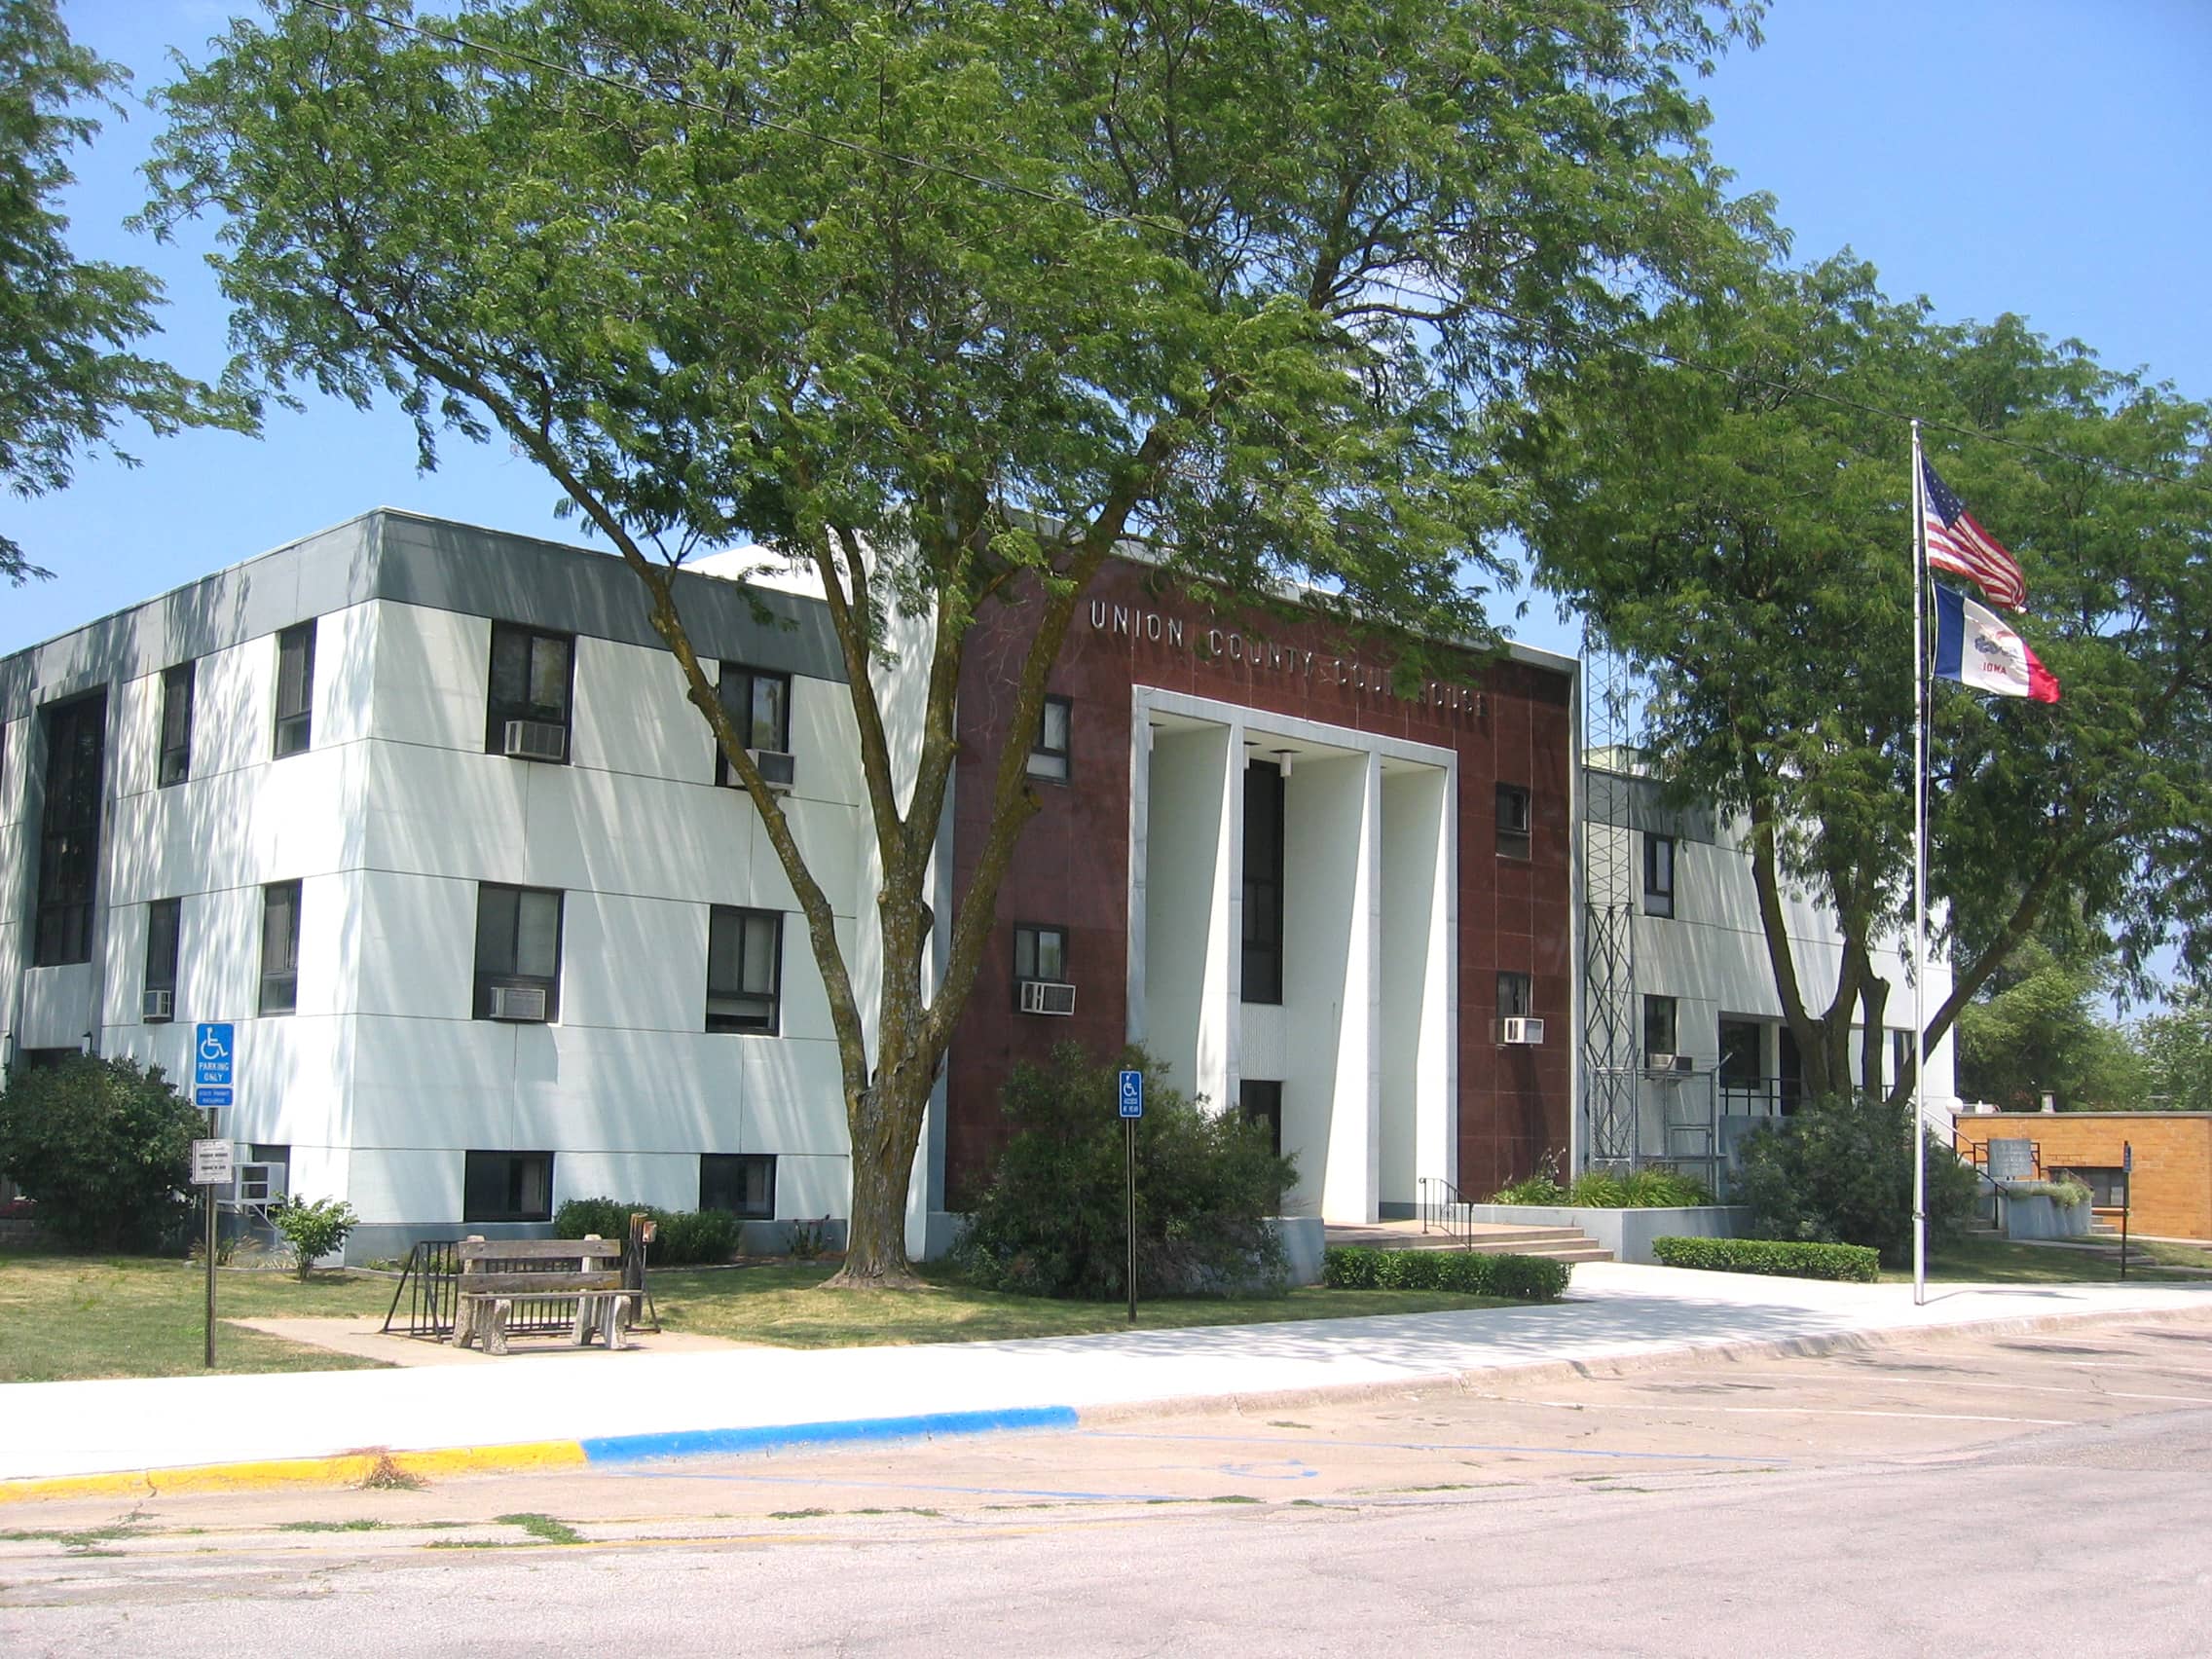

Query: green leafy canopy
[0,0,250,581]
[140,0,1764,1280]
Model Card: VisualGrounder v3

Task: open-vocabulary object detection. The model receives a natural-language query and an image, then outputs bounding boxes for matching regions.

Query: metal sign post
[1119,1068,1144,1326]
[192,1024,238,1369]
[2121,1140,2132,1280]
[190,1130,233,1367]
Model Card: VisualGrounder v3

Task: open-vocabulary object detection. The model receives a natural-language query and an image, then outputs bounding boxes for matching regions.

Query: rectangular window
[1014,923,1069,1006]
[158,662,195,788]
[1496,784,1531,860]
[2052,1166,2126,1209]
[462,1151,554,1223]
[1496,971,1533,1021]
[1719,1018,1763,1091]
[1643,833,1676,918]
[273,621,315,757]
[1027,694,1073,783]
[1239,1080,1283,1160]
[706,905,783,1034]
[1241,759,1285,1004]
[485,623,575,760]
[143,898,181,1022]
[1643,993,1679,1062]
[260,880,301,1014]
[714,662,793,783]
[473,884,563,1021]
[700,1153,777,1219]
[33,691,107,966]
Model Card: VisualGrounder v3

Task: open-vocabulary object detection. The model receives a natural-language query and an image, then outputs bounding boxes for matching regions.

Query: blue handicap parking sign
[1118,1068,1144,1119]
[195,1023,235,1110]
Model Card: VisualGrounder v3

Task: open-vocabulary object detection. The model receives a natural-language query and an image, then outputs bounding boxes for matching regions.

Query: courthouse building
[0,511,1577,1260]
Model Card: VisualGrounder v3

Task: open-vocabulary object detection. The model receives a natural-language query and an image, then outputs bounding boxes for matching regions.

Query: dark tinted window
[260,881,302,1014]
[707,906,782,1033]
[1241,760,1285,1003]
[700,1154,776,1219]
[34,692,107,966]
[714,663,792,781]
[159,662,195,787]
[473,884,564,1020]
[462,1151,554,1222]
[486,623,574,756]
[274,622,315,757]
[144,898,181,1018]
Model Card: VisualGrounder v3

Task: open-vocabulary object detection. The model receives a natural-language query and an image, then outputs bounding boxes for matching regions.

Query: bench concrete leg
[605,1296,629,1351]
[484,1298,512,1356]
[454,1300,479,1349]
[572,1298,595,1346]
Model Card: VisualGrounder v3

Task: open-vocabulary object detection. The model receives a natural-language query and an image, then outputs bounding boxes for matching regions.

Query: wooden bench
[451,1236,640,1354]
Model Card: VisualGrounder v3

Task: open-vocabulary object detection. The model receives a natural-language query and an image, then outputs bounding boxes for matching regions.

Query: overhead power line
[291,0,2210,500]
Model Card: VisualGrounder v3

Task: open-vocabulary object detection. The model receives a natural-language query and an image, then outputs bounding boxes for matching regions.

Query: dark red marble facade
[943,561,1574,1208]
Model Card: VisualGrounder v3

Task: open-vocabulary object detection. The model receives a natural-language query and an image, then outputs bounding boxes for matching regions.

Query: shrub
[270,1195,358,1278]
[1490,1152,1566,1205]
[548,1199,741,1267]
[0,1055,203,1251]
[1565,1167,1714,1208]
[954,1044,1296,1300]
[1729,1091,1982,1267]
[1319,1245,1570,1301]
[1650,1235,1880,1283]
[2009,1177,2092,1208]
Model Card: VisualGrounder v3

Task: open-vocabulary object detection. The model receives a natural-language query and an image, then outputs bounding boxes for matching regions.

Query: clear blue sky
[12,0,2211,670]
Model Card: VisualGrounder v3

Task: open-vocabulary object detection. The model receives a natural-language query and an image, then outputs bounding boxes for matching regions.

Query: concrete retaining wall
[2002,1193,2094,1241]
[1460,1203,1750,1265]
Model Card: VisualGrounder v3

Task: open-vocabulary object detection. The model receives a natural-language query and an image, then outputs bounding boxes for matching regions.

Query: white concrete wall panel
[1137,723,1232,1105]
[1281,753,1369,1221]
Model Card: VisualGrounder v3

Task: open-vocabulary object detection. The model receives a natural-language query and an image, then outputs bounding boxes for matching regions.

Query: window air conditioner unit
[488,984,549,1022]
[1019,979,1078,1016]
[502,719,568,762]
[1645,1052,1693,1073]
[1494,1016,1544,1046]
[234,1163,284,1205]
[142,987,174,1021]
[718,750,796,792]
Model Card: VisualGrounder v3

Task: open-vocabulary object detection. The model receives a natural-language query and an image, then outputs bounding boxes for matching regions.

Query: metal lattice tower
[1580,621,1638,1170]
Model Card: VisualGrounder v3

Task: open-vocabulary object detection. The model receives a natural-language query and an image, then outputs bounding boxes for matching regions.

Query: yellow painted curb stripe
[0,1440,587,1505]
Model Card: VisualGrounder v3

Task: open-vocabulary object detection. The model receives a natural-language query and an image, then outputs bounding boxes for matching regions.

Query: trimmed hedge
[1650,1235,1879,1283]
[1320,1245,1570,1302]
[550,1199,742,1266]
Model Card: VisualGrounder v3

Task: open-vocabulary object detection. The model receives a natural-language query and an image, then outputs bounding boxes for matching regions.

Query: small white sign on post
[190,1139,235,1187]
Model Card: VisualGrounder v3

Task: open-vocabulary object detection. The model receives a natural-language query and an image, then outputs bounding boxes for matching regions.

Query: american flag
[1921,456,2026,609]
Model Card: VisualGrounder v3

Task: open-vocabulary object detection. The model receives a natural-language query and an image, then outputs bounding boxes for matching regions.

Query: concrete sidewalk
[6,1263,2210,1500]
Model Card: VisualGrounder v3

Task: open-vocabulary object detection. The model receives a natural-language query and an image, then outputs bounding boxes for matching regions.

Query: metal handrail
[1417,1175,1477,1250]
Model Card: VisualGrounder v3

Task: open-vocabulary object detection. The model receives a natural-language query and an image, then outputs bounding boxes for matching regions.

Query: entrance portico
[1125,686,1456,1224]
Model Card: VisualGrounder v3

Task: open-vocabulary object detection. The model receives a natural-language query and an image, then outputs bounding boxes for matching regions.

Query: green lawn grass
[0,1251,1522,1382]
[1877,1235,2212,1286]
[0,1253,393,1382]
[648,1263,1516,1347]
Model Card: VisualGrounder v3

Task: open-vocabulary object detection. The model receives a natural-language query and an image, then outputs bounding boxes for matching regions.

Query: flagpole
[1909,421,1929,1308]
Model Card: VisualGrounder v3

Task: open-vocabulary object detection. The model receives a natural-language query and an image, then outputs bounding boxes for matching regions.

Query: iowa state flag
[1934,582,2059,702]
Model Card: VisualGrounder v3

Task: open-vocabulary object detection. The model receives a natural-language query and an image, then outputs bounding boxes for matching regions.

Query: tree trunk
[827,1064,933,1289]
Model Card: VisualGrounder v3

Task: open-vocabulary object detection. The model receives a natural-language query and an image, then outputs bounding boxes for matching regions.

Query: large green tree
[0,0,246,581]
[145,0,1757,1283]
[2133,993,2212,1114]
[1954,933,2146,1112]
[1514,257,2212,1105]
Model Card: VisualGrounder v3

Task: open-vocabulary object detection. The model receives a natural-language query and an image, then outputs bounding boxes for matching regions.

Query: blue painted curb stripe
[580,1405,1080,1465]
